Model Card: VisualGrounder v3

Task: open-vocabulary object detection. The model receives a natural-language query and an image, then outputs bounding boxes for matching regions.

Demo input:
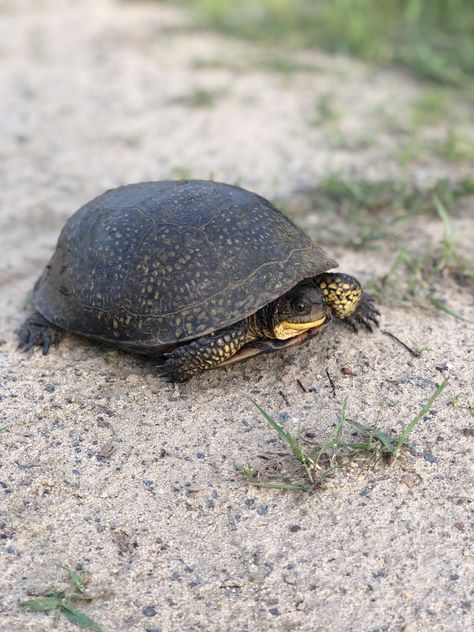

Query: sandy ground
[1,1,473,631]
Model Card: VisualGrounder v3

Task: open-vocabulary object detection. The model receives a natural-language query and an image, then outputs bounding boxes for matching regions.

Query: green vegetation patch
[237,380,448,491]
[174,0,474,88]
[284,177,474,249]
[19,565,103,631]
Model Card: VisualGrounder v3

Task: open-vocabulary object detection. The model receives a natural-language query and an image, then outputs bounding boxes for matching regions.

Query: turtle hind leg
[157,320,249,383]
[17,311,61,355]
[315,273,380,331]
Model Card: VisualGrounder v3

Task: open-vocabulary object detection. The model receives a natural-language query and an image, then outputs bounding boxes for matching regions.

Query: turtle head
[270,283,330,340]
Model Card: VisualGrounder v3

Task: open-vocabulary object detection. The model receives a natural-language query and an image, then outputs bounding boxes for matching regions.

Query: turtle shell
[34,180,337,353]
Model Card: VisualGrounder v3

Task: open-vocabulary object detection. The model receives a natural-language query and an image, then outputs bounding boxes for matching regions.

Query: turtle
[18,180,379,382]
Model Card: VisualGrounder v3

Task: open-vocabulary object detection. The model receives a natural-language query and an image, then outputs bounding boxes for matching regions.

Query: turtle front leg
[314,273,380,331]
[157,320,250,383]
[17,311,62,354]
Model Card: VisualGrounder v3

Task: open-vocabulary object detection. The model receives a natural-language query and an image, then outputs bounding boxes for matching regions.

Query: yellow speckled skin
[316,273,362,319]
[157,320,252,381]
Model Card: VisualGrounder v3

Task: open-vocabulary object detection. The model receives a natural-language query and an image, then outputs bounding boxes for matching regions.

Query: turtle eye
[292,299,308,313]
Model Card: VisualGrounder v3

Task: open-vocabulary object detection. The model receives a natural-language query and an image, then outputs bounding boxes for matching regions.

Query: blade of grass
[334,397,347,442]
[19,597,61,612]
[434,195,455,245]
[429,297,472,322]
[56,564,87,593]
[234,463,310,491]
[308,403,348,464]
[247,481,311,491]
[60,604,103,631]
[393,378,449,457]
[346,419,396,452]
[249,398,310,465]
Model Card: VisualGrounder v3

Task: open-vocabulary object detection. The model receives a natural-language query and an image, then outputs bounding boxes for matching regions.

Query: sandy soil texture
[1,1,473,631]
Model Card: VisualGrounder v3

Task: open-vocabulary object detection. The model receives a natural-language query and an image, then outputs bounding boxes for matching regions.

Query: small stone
[453,522,466,532]
[142,606,157,617]
[401,376,433,389]
[256,505,268,516]
[401,473,421,488]
[44,384,55,392]
[341,367,357,376]
[289,524,301,532]
[269,608,280,616]
[422,451,438,463]
[283,572,297,585]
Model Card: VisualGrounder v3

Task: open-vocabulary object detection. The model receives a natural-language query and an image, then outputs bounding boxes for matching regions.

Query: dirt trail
[1,1,473,631]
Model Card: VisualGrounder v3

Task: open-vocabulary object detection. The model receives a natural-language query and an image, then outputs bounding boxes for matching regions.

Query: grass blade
[247,481,311,491]
[61,604,103,631]
[393,378,449,457]
[434,195,455,245]
[249,398,309,465]
[347,419,396,452]
[19,597,61,612]
[249,398,289,443]
[429,297,472,323]
[57,565,87,592]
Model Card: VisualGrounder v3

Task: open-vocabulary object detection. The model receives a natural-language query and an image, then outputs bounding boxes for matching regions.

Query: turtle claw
[17,312,61,355]
[344,294,380,333]
[156,354,194,383]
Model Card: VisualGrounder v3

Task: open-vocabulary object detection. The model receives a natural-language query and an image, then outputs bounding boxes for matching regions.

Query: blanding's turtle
[18,180,379,381]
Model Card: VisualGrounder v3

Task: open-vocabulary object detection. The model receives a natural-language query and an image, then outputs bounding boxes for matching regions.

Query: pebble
[401,375,433,389]
[142,606,157,617]
[422,451,438,463]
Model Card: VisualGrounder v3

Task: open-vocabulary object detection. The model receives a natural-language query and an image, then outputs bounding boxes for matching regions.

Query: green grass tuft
[168,86,227,108]
[286,177,473,250]
[238,380,449,491]
[19,564,103,631]
[173,0,474,88]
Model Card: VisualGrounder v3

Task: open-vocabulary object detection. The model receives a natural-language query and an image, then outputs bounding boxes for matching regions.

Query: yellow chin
[274,316,326,340]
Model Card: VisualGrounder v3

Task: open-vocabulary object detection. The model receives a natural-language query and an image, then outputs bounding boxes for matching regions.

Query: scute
[34,180,337,348]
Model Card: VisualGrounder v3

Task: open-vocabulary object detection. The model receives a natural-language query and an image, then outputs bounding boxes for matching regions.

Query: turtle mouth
[283,316,327,330]
[274,315,327,340]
